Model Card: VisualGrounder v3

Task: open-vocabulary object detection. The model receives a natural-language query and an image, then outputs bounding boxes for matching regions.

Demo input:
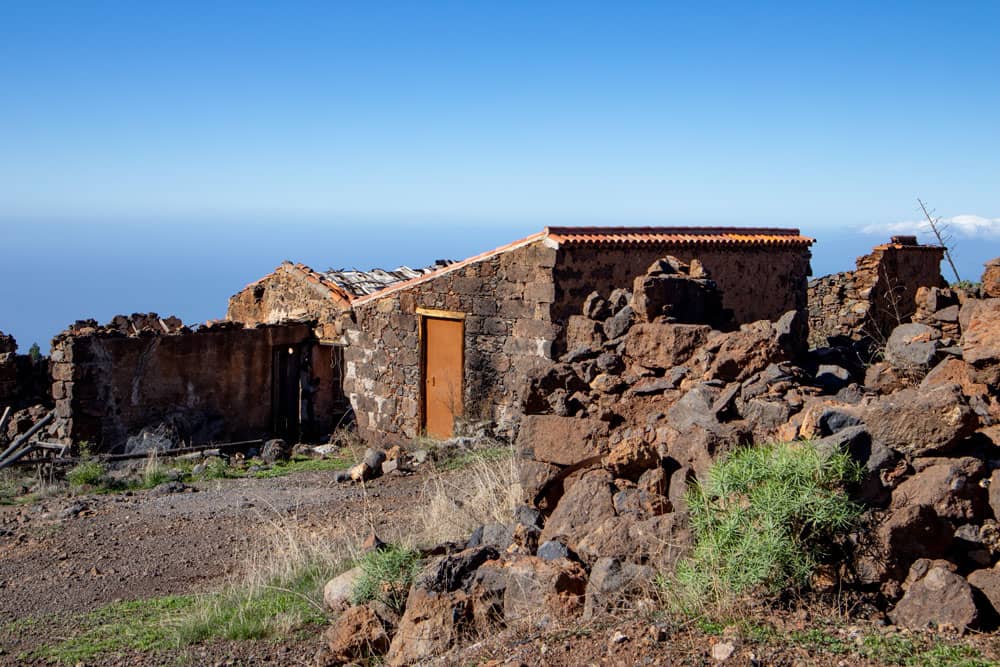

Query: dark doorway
[272,343,303,441]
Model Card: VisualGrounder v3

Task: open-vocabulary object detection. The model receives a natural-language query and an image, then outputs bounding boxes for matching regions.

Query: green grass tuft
[252,455,352,479]
[667,440,861,610]
[65,460,106,488]
[436,445,513,471]
[32,595,196,663]
[351,544,422,614]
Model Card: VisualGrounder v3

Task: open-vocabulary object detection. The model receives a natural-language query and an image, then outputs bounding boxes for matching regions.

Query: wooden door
[422,317,464,439]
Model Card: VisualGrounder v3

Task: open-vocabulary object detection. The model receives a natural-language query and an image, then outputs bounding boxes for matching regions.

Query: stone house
[341,227,814,444]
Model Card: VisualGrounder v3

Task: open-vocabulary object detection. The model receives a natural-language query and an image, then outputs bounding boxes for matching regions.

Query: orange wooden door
[422,317,464,439]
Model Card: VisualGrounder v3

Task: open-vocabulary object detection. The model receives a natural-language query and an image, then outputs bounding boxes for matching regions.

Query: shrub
[668,441,861,611]
[66,460,106,488]
[351,545,422,614]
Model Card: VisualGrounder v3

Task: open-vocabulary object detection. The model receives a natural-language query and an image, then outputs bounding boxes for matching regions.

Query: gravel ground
[0,468,432,665]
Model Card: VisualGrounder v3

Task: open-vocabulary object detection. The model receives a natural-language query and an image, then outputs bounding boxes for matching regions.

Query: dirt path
[0,468,432,664]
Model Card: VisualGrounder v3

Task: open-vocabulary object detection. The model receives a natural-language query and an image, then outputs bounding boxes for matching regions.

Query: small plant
[28,342,42,363]
[66,460,106,488]
[139,451,169,489]
[666,441,861,611]
[351,544,422,614]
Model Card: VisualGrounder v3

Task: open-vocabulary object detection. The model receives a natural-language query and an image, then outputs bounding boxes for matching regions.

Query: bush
[66,460,106,488]
[668,441,861,611]
[351,545,422,614]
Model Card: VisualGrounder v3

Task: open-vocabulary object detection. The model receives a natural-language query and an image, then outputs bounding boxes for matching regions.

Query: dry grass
[175,512,360,643]
[416,444,521,547]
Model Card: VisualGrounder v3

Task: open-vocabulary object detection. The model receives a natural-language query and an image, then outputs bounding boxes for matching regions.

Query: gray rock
[603,305,634,340]
[583,556,654,619]
[583,291,612,320]
[537,540,570,561]
[885,323,942,373]
[363,448,387,472]
[815,364,852,393]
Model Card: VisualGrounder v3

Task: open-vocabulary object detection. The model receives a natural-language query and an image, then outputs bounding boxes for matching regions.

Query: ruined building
[808,235,946,349]
[47,227,817,451]
[341,227,814,443]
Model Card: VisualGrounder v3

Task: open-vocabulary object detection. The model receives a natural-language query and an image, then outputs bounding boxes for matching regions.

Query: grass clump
[32,595,196,663]
[65,460,106,488]
[351,544,422,614]
[175,520,351,643]
[253,454,352,479]
[668,440,861,610]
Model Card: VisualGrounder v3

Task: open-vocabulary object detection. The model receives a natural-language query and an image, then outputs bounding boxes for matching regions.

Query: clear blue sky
[1,2,998,349]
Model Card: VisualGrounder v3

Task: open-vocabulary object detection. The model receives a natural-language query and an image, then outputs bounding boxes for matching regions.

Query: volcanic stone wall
[51,322,323,452]
[227,263,347,341]
[808,241,946,348]
[344,241,559,444]
[552,244,811,351]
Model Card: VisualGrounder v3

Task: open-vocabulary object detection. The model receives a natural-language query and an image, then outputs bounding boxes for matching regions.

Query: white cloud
[862,214,1000,240]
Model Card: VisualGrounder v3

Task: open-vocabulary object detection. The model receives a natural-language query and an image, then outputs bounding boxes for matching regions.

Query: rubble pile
[317,254,1000,665]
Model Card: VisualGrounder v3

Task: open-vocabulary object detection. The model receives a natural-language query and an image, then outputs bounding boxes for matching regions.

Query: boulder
[623,323,712,371]
[363,448,387,472]
[323,566,363,612]
[705,318,797,383]
[602,436,659,480]
[566,316,606,351]
[523,363,589,415]
[583,291,612,320]
[498,555,588,626]
[385,587,471,666]
[863,384,978,456]
[983,258,1000,299]
[921,358,991,401]
[583,556,655,619]
[603,305,634,340]
[517,458,560,508]
[539,469,616,552]
[631,273,726,326]
[875,504,954,580]
[260,438,291,464]
[961,298,1000,384]
[890,457,987,523]
[324,602,395,663]
[968,564,1000,616]
[885,323,942,374]
[864,362,910,394]
[889,564,978,632]
[516,415,609,467]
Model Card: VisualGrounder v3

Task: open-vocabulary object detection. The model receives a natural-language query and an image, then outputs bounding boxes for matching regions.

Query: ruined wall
[344,241,558,444]
[227,263,347,341]
[808,240,946,348]
[0,332,51,410]
[552,244,811,348]
[51,322,326,452]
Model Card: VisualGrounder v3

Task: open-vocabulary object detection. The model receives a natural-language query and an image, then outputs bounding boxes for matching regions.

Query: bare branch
[917,197,962,283]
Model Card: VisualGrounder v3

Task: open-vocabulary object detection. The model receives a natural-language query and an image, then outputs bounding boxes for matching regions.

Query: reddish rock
[968,564,1000,615]
[864,361,911,393]
[324,603,395,663]
[891,457,987,523]
[962,298,1000,384]
[864,384,978,455]
[982,258,1000,299]
[602,436,660,480]
[705,319,795,383]
[499,556,588,626]
[539,469,616,551]
[875,504,954,580]
[624,323,712,371]
[385,587,471,666]
[921,358,990,400]
[516,415,609,467]
[889,564,978,632]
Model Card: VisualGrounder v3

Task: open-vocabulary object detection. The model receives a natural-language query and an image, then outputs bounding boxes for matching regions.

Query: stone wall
[0,332,50,411]
[344,241,558,444]
[808,239,946,348]
[552,244,811,352]
[51,319,333,452]
[227,263,348,341]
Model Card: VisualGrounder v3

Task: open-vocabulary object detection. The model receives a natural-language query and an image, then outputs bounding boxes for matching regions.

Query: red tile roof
[544,226,814,247]
[350,226,812,304]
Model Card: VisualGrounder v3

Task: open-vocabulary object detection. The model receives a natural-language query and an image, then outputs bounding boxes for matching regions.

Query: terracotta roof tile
[544,226,813,247]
